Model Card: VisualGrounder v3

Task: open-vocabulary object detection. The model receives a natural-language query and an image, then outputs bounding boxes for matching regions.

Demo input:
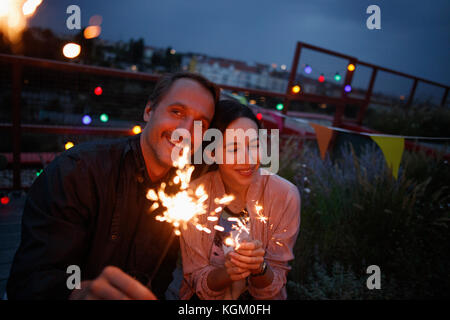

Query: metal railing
[1,41,449,190]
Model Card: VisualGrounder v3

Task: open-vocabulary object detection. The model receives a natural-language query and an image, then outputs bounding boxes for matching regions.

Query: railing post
[12,62,22,190]
[440,87,449,107]
[406,78,418,107]
[356,67,378,125]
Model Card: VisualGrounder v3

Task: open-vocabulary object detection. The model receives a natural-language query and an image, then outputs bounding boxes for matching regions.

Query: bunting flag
[371,136,405,179]
[310,123,334,160]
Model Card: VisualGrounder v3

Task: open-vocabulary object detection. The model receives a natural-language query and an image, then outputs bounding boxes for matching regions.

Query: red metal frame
[1,41,449,190]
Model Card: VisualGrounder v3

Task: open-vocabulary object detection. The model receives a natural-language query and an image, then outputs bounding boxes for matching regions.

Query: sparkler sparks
[147,144,234,236]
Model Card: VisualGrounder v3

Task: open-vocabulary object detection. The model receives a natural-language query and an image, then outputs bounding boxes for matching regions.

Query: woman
[179,99,300,300]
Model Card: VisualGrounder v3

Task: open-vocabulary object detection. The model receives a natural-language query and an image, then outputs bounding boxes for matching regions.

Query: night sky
[29,0,450,99]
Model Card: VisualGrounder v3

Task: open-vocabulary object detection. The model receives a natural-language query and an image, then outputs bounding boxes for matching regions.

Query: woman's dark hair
[148,72,220,109]
[209,99,262,133]
[193,99,262,175]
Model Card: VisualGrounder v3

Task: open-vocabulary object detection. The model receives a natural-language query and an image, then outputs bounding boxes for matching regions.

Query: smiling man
[7,72,219,300]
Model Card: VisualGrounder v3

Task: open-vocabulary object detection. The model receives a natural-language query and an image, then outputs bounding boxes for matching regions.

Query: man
[7,72,219,300]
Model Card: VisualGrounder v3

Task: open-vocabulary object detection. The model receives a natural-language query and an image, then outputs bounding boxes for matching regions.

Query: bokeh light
[276,103,284,111]
[83,25,101,39]
[318,74,325,83]
[1,196,10,205]
[65,141,74,150]
[304,65,312,74]
[256,113,263,121]
[132,125,142,135]
[82,115,92,125]
[291,85,301,94]
[344,85,352,92]
[100,113,109,122]
[63,43,81,59]
[94,86,103,96]
[347,63,356,72]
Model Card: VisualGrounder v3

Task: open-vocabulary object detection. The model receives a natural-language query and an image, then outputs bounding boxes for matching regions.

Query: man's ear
[143,100,153,122]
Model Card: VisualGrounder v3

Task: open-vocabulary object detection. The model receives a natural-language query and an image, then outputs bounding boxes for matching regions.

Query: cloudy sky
[29,0,450,99]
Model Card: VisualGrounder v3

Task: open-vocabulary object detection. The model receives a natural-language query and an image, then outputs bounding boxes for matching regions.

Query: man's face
[142,78,215,170]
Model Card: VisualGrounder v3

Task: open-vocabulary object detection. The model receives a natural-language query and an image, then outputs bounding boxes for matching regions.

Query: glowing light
[276,103,284,111]
[65,141,74,150]
[334,73,341,81]
[147,145,235,236]
[0,0,43,49]
[280,64,287,71]
[170,49,176,54]
[214,225,225,232]
[304,65,312,74]
[83,25,101,39]
[132,125,142,135]
[318,74,325,83]
[63,43,81,59]
[344,85,352,93]
[292,85,301,94]
[94,86,103,96]
[1,196,10,205]
[224,237,235,247]
[249,99,256,105]
[347,63,356,72]
[256,113,263,121]
[207,216,218,221]
[99,113,108,122]
[36,169,43,177]
[22,0,42,16]
[82,115,92,125]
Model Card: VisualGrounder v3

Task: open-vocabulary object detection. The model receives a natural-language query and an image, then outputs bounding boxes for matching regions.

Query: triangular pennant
[310,123,334,160]
[371,136,405,179]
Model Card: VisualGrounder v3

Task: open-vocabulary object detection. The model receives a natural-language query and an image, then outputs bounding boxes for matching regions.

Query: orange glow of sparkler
[147,144,233,236]
[255,202,267,223]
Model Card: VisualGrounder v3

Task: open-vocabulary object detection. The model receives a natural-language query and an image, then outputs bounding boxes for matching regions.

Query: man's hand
[228,240,265,275]
[68,266,157,300]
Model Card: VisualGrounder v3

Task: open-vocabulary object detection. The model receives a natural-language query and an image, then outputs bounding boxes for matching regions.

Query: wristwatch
[251,260,268,277]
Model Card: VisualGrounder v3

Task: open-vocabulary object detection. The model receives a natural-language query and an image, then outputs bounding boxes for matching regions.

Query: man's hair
[148,72,220,109]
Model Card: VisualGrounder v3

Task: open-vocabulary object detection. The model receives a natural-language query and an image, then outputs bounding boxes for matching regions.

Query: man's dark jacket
[7,134,179,299]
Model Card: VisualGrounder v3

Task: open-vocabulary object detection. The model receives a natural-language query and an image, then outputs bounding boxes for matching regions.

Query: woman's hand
[228,240,265,275]
[224,252,252,281]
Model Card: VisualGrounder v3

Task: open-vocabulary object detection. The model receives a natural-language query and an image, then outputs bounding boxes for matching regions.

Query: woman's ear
[143,100,153,122]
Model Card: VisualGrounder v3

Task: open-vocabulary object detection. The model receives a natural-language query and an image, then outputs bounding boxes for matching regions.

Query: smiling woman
[178,99,301,300]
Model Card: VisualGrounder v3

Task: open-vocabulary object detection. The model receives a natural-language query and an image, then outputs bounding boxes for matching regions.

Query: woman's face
[217,117,260,189]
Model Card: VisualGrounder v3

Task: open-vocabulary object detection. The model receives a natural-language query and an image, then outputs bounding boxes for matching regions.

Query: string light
[304,65,312,74]
[94,86,103,96]
[82,115,92,125]
[276,103,284,111]
[334,73,341,81]
[65,141,74,150]
[256,113,263,121]
[344,85,352,93]
[347,63,356,72]
[100,113,109,122]
[132,125,142,135]
[318,74,325,83]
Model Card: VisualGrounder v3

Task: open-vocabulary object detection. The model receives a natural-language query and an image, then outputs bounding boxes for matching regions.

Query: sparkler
[146,144,234,288]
